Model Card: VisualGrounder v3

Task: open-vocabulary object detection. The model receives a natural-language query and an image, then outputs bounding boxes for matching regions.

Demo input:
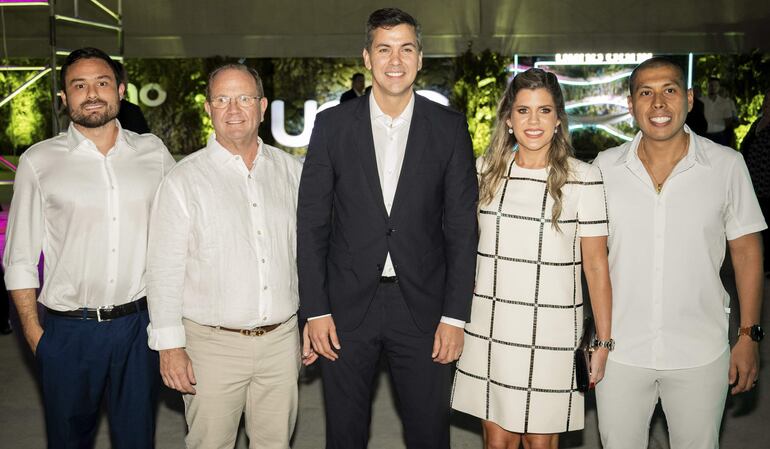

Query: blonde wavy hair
[479,68,574,231]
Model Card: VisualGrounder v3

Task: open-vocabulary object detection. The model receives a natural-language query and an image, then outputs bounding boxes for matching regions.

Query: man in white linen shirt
[593,57,765,449]
[3,47,175,449]
[146,63,308,449]
[702,77,736,146]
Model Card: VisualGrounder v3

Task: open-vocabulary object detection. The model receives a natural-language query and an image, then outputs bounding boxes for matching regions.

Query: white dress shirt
[702,95,734,134]
[593,126,766,370]
[146,136,302,350]
[3,121,175,310]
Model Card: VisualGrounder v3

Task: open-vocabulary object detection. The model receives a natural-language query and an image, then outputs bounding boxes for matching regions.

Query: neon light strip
[687,53,693,88]
[55,14,121,32]
[557,71,632,86]
[565,96,628,110]
[0,68,51,108]
[0,66,47,71]
[0,2,48,6]
[56,50,123,61]
[569,124,634,142]
[0,156,17,172]
[90,0,120,22]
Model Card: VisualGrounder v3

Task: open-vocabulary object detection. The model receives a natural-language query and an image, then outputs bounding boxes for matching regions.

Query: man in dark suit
[297,8,478,449]
[340,72,365,103]
[115,61,151,134]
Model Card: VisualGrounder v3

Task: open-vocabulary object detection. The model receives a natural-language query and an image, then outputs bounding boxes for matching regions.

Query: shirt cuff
[4,264,41,291]
[307,314,332,320]
[440,316,466,328]
[146,323,187,351]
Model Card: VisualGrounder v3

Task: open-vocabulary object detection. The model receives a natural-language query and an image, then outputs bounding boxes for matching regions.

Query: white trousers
[182,315,301,449]
[595,349,729,449]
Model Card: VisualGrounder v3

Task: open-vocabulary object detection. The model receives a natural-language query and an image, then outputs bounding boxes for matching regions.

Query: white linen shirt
[3,121,175,310]
[146,136,302,350]
[593,126,766,370]
[702,95,734,134]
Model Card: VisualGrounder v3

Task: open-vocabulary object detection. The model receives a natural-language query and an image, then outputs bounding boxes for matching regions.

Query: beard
[68,99,120,128]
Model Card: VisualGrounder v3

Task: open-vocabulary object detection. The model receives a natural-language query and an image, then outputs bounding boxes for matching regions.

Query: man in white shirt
[702,77,736,146]
[593,57,765,449]
[3,47,175,449]
[146,64,305,449]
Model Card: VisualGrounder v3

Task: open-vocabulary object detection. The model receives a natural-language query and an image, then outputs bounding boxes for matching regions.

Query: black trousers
[319,282,452,449]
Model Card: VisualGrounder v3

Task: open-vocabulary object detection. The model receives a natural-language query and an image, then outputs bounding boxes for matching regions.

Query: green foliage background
[1,52,768,158]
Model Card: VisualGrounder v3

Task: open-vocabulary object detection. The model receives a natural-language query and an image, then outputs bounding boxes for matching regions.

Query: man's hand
[729,338,759,394]
[432,322,464,364]
[160,348,197,394]
[589,347,609,388]
[24,324,44,355]
[307,316,341,361]
[301,322,319,366]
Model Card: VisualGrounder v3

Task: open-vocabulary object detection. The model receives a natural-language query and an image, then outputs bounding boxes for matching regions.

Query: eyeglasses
[208,95,261,109]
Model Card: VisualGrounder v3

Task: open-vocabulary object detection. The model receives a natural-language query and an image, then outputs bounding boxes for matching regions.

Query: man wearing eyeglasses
[146,64,306,448]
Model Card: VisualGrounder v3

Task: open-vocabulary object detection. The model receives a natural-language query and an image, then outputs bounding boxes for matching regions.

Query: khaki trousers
[182,315,300,449]
[595,349,729,449]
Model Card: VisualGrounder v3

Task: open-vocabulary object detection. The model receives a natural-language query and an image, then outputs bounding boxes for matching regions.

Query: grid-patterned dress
[451,156,608,434]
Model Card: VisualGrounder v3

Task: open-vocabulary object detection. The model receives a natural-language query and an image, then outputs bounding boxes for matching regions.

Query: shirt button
[109,279,114,283]
[263,286,268,291]
[111,248,116,253]
[263,317,268,321]
[261,258,266,263]
[112,217,117,221]
[257,230,262,235]
[252,203,257,207]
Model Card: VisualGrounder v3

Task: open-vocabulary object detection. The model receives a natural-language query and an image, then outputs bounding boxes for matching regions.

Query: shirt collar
[618,125,710,168]
[207,133,268,168]
[369,91,415,127]
[65,119,135,153]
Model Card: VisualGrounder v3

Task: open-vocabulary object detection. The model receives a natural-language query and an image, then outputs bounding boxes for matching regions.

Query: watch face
[751,325,765,342]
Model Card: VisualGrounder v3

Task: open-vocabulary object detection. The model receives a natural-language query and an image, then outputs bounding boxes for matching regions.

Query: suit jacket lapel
[355,96,388,220]
[391,95,429,219]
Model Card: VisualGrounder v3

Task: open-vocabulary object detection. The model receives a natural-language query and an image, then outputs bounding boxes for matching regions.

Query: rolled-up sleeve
[146,175,190,350]
[3,154,44,290]
[725,153,767,240]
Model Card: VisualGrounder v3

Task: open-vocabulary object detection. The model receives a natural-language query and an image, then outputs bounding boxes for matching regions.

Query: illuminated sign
[271,90,449,148]
[544,53,653,66]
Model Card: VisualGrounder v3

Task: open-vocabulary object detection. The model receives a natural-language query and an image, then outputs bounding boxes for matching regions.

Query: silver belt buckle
[240,327,266,337]
[96,305,114,322]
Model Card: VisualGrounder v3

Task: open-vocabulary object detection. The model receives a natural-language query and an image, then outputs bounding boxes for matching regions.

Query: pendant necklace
[638,138,689,194]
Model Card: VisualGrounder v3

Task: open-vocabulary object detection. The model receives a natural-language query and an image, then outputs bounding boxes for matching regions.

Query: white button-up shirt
[370,92,414,277]
[3,121,175,310]
[593,127,766,369]
[146,136,302,350]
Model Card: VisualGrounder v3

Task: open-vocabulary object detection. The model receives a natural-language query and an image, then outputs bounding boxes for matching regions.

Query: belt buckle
[96,305,114,322]
[240,327,266,337]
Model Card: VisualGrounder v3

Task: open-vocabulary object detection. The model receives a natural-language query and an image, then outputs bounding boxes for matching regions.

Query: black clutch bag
[574,315,595,393]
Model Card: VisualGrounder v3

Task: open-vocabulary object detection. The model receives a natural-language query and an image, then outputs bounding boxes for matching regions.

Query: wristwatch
[737,325,765,342]
[591,338,615,351]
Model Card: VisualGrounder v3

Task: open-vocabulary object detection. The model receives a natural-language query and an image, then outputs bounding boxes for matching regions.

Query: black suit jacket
[297,94,478,332]
[118,99,151,134]
[340,89,359,103]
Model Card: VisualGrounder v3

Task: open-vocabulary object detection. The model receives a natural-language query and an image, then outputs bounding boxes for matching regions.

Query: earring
[508,128,513,135]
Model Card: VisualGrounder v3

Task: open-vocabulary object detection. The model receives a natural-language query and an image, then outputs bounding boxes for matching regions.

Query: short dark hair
[629,57,686,96]
[60,47,121,89]
[114,60,128,84]
[206,63,264,100]
[352,72,364,81]
[365,8,422,51]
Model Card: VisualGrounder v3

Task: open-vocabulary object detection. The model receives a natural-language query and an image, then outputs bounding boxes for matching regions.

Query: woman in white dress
[451,68,613,449]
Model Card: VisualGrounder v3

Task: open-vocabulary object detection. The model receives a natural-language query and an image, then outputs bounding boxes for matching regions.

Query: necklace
[638,138,689,194]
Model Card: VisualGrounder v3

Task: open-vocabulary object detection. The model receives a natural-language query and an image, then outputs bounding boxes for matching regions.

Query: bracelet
[591,338,615,351]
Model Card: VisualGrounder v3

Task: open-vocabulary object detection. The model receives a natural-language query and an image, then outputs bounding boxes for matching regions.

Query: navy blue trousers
[319,282,452,449]
[36,309,159,449]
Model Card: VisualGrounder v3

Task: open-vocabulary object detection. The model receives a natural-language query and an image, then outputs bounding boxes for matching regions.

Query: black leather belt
[45,297,148,322]
[380,276,398,283]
